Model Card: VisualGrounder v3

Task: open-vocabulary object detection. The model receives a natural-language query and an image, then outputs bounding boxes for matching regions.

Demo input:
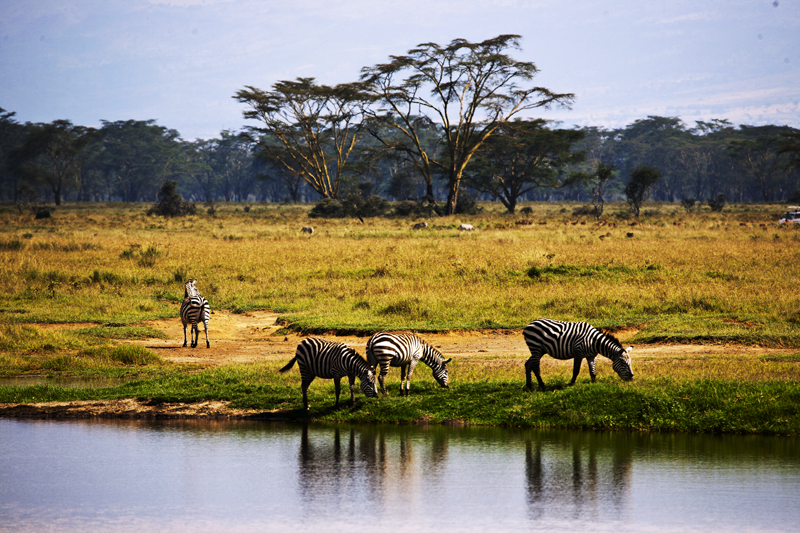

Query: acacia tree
[361,34,574,215]
[234,78,372,199]
[624,165,662,217]
[587,161,616,218]
[464,119,586,213]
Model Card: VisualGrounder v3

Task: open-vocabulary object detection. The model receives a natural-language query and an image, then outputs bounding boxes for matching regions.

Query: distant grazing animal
[458,224,475,231]
[279,337,378,410]
[413,222,428,230]
[180,279,210,348]
[522,318,633,391]
[301,226,314,235]
[366,332,452,396]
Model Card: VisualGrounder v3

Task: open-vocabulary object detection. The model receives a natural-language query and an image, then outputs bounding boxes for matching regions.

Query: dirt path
[133,310,788,366]
[1,311,794,419]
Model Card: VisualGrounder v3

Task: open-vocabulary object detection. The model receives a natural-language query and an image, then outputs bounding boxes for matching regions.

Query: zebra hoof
[206,342,210,348]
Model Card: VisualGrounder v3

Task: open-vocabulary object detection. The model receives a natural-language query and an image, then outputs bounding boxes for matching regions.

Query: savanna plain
[0,201,799,435]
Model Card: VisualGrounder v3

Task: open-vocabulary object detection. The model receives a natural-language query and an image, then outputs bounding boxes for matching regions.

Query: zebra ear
[443,358,452,364]
[626,346,633,354]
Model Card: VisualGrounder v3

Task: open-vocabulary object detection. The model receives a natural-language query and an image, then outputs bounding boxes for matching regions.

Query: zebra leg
[587,357,597,383]
[348,374,357,405]
[524,354,546,391]
[191,324,199,348]
[405,360,419,396]
[399,364,408,396]
[378,364,390,396]
[203,320,210,348]
[333,377,342,408]
[301,378,314,410]
[182,323,188,347]
[570,357,583,385]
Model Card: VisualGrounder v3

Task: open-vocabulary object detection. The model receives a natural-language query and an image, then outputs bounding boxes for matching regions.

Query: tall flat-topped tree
[234,78,373,199]
[361,34,574,215]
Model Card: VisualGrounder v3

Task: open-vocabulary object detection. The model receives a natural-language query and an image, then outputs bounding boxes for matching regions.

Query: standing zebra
[279,337,378,410]
[366,332,452,396]
[180,279,210,348]
[523,318,633,391]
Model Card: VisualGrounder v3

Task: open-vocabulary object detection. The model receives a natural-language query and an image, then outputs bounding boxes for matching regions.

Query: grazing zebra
[366,332,452,396]
[279,337,378,410]
[523,318,633,391]
[180,279,210,348]
[301,226,314,235]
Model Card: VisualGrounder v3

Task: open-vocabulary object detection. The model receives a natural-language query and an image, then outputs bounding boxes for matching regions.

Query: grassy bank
[2,348,799,434]
[1,362,799,435]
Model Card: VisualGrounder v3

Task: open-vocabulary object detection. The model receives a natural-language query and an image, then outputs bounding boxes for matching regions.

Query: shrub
[681,198,698,212]
[455,192,483,215]
[707,194,726,212]
[147,181,196,217]
[309,198,344,218]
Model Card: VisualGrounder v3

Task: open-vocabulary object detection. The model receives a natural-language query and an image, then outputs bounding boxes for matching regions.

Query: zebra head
[433,357,453,388]
[612,346,634,381]
[360,364,379,398]
[184,279,199,299]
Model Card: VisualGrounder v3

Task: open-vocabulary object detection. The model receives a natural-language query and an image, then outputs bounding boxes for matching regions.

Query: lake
[1,419,798,532]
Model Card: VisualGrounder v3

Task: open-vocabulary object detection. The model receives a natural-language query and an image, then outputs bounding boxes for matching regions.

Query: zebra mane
[422,340,446,364]
[600,330,624,352]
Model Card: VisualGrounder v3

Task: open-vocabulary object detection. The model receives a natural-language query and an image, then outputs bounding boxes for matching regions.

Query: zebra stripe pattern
[523,318,633,391]
[366,332,452,396]
[180,279,210,348]
[279,337,378,410]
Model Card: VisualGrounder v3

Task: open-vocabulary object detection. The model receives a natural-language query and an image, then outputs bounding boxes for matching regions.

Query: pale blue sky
[1,0,798,139]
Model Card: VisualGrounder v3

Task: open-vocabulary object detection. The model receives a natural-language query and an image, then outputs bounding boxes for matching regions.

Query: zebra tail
[279,357,297,373]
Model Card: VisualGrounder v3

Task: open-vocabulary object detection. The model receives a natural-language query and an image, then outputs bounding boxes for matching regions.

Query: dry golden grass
[0,201,798,346]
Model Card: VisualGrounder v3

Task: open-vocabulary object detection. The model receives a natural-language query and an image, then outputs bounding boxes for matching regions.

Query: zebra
[279,337,378,410]
[523,318,633,391]
[180,279,210,348]
[366,332,452,396]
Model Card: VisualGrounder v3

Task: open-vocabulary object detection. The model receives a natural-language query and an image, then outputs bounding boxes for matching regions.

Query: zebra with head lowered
[180,279,210,348]
[523,318,633,391]
[280,337,378,410]
[366,332,452,396]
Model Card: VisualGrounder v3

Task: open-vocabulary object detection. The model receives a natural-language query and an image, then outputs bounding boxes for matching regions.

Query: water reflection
[524,432,632,523]
[0,419,798,532]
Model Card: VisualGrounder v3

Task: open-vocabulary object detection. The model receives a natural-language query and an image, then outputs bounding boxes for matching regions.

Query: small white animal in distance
[458,224,475,231]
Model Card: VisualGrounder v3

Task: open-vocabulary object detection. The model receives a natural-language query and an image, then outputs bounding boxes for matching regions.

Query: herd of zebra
[180,280,634,409]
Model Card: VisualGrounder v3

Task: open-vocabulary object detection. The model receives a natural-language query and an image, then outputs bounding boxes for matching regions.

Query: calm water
[1,419,798,532]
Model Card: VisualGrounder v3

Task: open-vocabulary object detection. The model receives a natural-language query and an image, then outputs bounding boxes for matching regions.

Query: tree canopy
[361,34,575,214]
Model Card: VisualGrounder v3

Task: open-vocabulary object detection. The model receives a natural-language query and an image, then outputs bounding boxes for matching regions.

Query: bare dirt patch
[2,310,794,419]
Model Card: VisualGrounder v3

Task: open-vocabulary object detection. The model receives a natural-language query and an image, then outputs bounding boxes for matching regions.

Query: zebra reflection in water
[525,433,633,521]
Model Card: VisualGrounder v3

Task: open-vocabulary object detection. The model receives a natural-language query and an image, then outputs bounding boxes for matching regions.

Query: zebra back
[180,279,209,325]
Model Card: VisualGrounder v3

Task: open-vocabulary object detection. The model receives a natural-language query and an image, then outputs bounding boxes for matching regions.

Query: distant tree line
[2,35,800,215]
